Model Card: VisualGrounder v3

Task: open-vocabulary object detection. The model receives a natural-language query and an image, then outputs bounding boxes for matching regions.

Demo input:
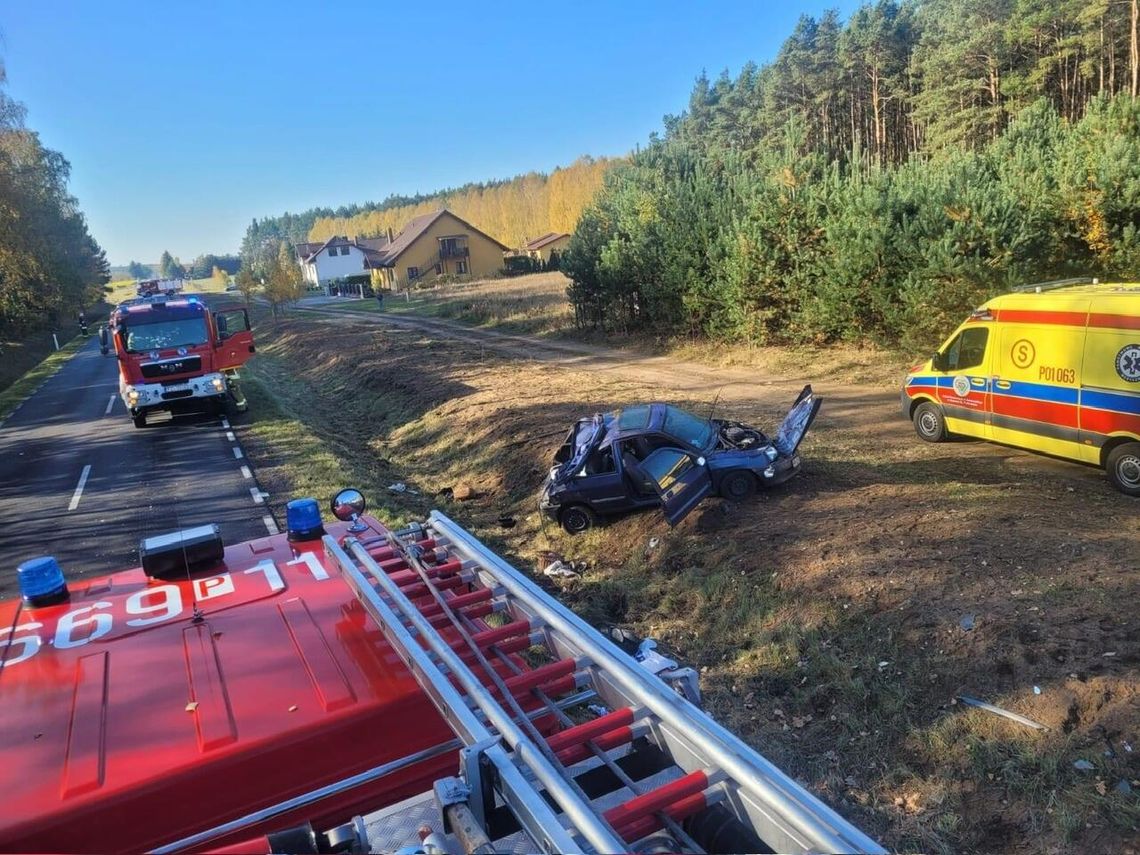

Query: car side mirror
[932,351,946,372]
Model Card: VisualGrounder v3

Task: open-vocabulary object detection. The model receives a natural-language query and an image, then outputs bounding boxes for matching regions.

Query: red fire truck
[0,489,883,855]
[100,295,254,427]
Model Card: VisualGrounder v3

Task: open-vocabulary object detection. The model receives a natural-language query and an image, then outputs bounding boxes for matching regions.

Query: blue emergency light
[286,498,325,542]
[17,556,70,607]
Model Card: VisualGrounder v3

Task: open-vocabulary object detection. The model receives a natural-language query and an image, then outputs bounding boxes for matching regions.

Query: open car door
[774,384,822,458]
[213,308,255,370]
[642,447,713,527]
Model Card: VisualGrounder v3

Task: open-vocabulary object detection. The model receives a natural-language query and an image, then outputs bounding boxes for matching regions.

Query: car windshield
[124,318,208,353]
[662,405,715,450]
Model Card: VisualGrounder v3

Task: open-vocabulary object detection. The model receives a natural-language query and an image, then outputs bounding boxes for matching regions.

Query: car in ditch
[540,385,822,533]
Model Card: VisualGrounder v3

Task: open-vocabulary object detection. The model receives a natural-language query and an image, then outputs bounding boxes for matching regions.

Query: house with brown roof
[524,232,571,265]
[296,235,390,294]
[366,209,511,289]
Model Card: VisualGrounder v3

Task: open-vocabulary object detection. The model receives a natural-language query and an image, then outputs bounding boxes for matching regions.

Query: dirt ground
[239,309,1139,855]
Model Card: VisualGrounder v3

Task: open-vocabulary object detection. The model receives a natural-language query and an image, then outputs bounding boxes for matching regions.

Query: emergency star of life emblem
[1117,344,1140,382]
[952,375,972,397]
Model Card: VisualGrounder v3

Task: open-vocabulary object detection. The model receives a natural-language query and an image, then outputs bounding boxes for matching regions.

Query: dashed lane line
[233,446,243,459]
[104,394,116,415]
[262,515,279,535]
[240,465,252,479]
[67,465,92,511]
[225,431,235,441]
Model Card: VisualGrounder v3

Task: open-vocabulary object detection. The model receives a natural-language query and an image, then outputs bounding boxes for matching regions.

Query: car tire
[1106,442,1140,497]
[132,412,147,429]
[912,401,946,443]
[560,505,596,535]
[720,470,756,501]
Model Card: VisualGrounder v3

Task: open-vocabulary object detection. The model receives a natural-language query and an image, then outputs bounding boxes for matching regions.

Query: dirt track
[261,309,1138,854]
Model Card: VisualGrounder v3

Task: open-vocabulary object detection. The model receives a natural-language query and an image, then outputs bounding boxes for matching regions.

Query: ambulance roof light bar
[1013,276,1098,293]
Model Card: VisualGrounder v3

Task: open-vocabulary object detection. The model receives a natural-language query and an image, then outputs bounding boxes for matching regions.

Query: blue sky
[1,0,859,265]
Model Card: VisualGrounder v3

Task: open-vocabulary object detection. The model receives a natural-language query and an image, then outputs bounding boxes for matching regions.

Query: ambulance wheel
[560,505,596,535]
[1106,442,1140,497]
[132,412,147,429]
[913,402,946,443]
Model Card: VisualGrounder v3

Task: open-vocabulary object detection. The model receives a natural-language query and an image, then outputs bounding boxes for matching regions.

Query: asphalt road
[0,337,271,598]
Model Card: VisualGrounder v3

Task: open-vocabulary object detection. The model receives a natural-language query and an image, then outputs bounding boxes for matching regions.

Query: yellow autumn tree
[308,156,621,248]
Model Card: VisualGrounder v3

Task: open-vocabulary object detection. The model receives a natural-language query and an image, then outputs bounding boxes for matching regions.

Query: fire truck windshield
[124,318,208,353]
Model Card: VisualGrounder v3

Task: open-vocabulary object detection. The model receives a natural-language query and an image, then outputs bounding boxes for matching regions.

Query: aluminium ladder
[327,512,885,855]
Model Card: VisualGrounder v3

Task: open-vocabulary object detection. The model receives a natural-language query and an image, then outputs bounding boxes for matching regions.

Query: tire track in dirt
[297,306,816,402]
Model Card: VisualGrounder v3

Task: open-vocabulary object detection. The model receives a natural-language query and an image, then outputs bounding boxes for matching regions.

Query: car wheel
[560,505,596,535]
[132,412,147,429]
[720,470,756,501]
[1106,442,1140,497]
[912,401,946,443]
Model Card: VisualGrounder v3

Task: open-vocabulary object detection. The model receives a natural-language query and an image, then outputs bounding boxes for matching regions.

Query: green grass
[0,335,90,423]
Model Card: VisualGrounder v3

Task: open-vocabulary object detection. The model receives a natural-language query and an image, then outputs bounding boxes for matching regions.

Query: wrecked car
[540,385,822,533]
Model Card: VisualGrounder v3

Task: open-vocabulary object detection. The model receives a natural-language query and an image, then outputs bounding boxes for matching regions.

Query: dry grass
[236,315,1140,855]
[381,272,573,334]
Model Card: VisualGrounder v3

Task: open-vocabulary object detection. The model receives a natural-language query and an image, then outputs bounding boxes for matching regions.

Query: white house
[295,235,389,294]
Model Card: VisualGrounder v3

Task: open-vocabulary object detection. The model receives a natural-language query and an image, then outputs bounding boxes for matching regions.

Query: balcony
[439,243,469,259]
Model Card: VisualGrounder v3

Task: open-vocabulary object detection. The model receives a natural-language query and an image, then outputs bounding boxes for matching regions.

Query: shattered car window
[662,406,715,450]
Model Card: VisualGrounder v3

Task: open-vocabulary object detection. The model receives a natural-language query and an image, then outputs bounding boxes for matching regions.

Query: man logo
[1117,344,1140,383]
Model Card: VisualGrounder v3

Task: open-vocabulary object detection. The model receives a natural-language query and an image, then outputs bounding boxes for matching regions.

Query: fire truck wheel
[912,401,946,443]
[132,412,147,429]
[559,504,596,535]
[1106,442,1140,497]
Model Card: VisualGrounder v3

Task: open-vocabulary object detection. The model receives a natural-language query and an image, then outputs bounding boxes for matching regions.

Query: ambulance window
[947,328,989,371]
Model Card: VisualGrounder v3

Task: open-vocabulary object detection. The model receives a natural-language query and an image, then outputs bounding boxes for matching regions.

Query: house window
[456,260,468,275]
[407,266,420,281]
[340,246,350,255]
[328,248,337,257]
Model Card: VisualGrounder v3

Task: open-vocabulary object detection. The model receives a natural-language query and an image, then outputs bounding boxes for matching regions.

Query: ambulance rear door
[1079,294,1140,463]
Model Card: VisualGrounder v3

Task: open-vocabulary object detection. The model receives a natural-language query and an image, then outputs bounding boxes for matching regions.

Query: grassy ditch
[0,334,92,423]
[237,316,1139,854]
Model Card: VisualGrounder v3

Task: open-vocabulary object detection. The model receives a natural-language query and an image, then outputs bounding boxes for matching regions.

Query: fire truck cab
[101,296,254,427]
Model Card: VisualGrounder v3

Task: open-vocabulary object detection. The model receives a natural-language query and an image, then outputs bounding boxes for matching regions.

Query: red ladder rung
[470,620,532,649]
[419,587,492,616]
[555,725,635,766]
[546,707,635,754]
[503,658,576,695]
[603,770,709,832]
[616,792,708,843]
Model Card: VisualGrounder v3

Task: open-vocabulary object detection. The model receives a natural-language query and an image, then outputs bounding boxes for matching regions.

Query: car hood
[774,385,821,457]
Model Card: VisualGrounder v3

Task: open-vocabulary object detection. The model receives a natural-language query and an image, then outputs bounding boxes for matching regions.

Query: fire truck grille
[141,356,201,379]
[161,389,194,400]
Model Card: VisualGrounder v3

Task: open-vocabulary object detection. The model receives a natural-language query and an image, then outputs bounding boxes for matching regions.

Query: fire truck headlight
[125,386,140,405]
[211,376,225,393]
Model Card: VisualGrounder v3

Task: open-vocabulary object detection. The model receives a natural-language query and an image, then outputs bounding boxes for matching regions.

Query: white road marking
[104,394,116,415]
[225,431,235,441]
[240,465,252,479]
[221,418,230,429]
[67,465,92,511]
[262,515,279,535]
[232,447,243,459]
[250,487,265,504]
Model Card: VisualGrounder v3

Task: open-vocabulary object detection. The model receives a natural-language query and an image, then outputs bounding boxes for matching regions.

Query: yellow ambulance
[902,279,1140,495]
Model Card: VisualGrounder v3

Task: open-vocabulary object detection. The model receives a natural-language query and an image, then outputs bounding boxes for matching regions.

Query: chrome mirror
[331,488,367,532]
